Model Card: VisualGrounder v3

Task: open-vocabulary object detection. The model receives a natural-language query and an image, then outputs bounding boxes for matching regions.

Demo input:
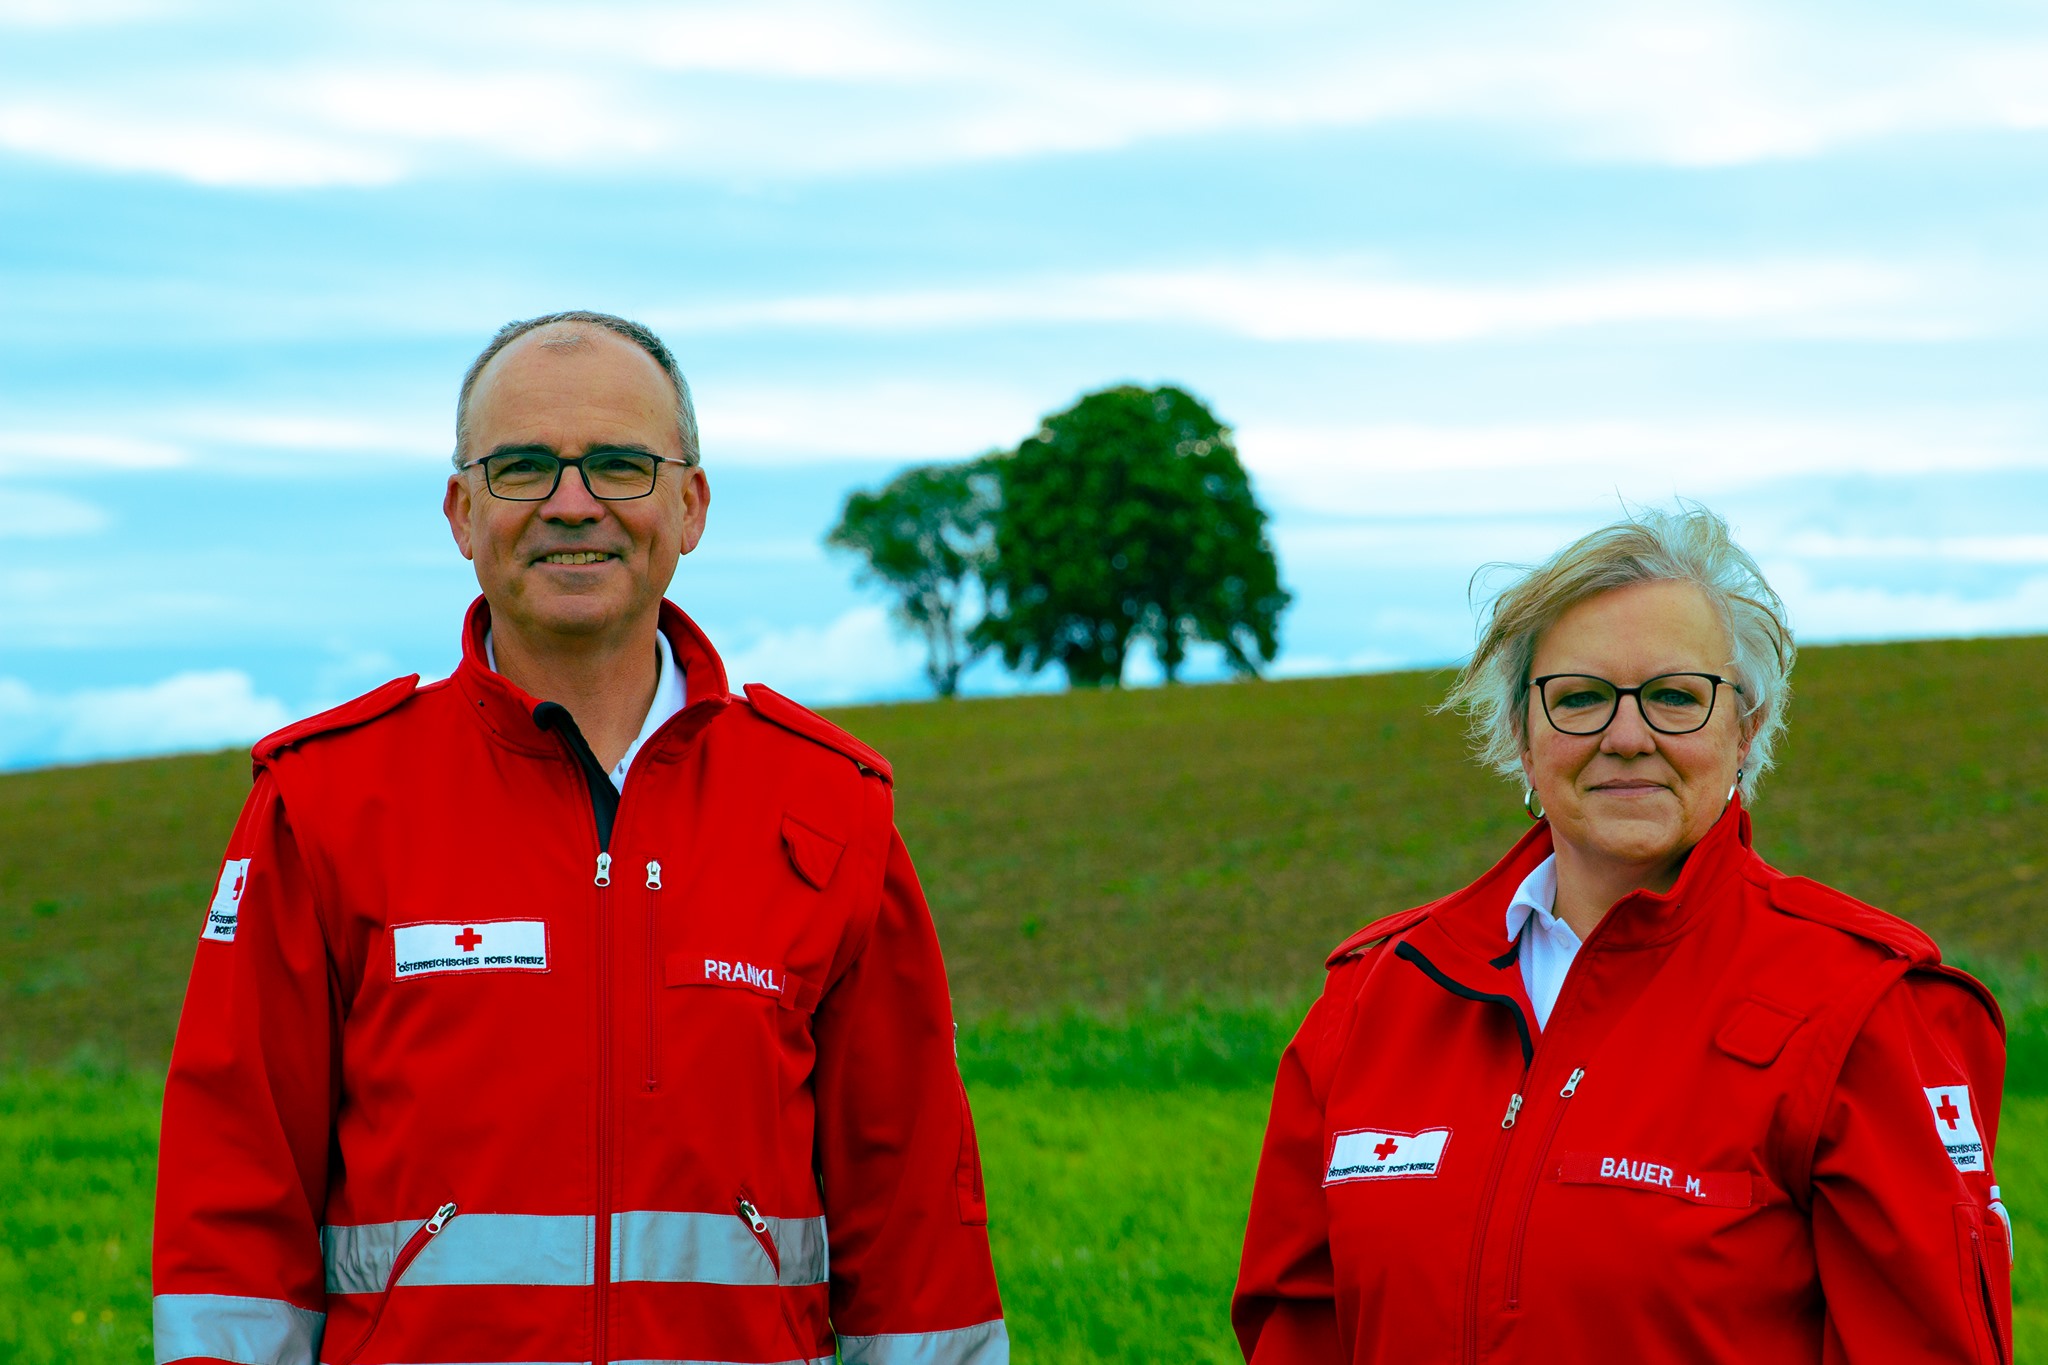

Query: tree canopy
[826,460,997,697]
[972,385,1290,687]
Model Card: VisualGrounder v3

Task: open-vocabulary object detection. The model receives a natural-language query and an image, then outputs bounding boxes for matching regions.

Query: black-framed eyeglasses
[1529,672,1742,737]
[458,449,690,501]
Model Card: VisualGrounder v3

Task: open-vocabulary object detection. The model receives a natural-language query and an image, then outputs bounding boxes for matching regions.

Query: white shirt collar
[1505,854,1570,944]
[484,627,687,791]
[611,629,685,790]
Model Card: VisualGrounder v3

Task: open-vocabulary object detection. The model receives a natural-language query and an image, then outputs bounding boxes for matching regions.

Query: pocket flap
[781,813,845,891]
[1715,996,1806,1067]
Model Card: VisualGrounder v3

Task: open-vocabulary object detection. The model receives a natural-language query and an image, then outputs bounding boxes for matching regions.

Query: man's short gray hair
[452,310,700,468]
[1441,503,1796,802]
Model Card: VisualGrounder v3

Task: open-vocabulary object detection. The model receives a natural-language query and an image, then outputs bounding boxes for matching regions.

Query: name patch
[702,957,784,995]
[1325,1127,1451,1184]
[1924,1085,1986,1173]
[392,920,549,979]
[203,858,251,942]
[1554,1151,1753,1207]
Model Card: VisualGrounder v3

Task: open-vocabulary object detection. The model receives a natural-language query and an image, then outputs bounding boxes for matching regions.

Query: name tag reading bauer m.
[392,920,550,979]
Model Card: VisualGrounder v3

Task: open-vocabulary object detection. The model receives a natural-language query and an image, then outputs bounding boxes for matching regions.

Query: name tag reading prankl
[392,920,549,979]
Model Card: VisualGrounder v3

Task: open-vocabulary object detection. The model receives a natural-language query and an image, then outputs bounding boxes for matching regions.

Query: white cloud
[697,379,1040,463]
[0,0,178,26]
[0,101,403,187]
[0,489,110,537]
[167,410,447,458]
[0,669,293,769]
[1771,565,2048,644]
[0,429,188,472]
[670,258,1938,343]
[1775,533,2048,564]
[5,0,2048,185]
[1237,416,2048,517]
[717,604,924,704]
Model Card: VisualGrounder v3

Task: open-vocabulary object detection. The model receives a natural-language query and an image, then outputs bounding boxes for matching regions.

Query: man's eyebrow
[482,442,662,458]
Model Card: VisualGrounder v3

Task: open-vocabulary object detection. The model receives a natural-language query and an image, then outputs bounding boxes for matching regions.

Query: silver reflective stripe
[612,1210,828,1286]
[152,1293,324,1365]
[321,1214,595,1293]
[840,1320,1010,1365]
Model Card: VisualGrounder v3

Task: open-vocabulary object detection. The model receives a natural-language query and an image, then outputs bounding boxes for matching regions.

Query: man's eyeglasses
[458,449,689,502]
[1529,673,1741,737]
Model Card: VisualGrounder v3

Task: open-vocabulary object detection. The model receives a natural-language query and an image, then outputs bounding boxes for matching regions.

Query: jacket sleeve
[1232,971,1348,1364]
[1811,969,2012,1365]
[152,769,340,1365]
[811,823,1007,1365]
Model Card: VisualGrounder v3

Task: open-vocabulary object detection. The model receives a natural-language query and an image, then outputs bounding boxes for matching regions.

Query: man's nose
[540,465,606,522]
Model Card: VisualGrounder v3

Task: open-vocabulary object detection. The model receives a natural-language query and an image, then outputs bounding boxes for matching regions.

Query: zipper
[593,846,615,1364]
[736,1194,780,1275]
[736,1192,811,1355]
[1461,1093,1522,1365]
[1504,1067,1585,1309]
[337,1202,456,1365]
[644,861,662,1092]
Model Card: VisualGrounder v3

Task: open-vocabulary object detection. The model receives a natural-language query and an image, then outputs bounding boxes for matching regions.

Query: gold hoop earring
[1523,785,1545,820]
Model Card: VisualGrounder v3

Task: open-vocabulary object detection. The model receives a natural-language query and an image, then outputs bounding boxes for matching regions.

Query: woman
[1233,506,2012,1364]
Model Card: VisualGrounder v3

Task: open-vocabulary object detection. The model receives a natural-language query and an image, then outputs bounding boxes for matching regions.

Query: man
[152,311,1007,1365]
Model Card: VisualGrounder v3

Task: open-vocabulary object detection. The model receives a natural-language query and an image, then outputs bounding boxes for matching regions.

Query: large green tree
[973,385,1290,687]
[827,460,998,697]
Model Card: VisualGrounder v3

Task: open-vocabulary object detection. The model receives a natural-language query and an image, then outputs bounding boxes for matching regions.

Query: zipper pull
[1560,1067,1585,1098]
[594,852,612,887]
[425,1202,457,1234]
[1501,1093,1524,1129]
[645,860,662,890]
[1989,1186,2014,1260]
[737,1197,769,1234]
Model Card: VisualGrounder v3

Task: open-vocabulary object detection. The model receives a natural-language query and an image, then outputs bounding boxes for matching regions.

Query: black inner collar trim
[533,701,620,852]
[1395,939,1535,1067]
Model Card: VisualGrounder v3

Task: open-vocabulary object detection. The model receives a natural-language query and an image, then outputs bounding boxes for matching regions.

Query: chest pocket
[1714,996,1807,1067]
[781,813,844,891]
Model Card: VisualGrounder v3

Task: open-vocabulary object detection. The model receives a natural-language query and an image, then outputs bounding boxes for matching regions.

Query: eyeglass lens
[1539,674,1719,735]
[482,451,660,501]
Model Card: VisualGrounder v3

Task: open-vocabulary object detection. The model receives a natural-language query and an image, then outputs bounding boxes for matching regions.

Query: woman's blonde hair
[1441,503,1796,802]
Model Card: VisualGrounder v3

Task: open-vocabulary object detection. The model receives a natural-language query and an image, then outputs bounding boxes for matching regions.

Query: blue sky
[3,0,2047,767]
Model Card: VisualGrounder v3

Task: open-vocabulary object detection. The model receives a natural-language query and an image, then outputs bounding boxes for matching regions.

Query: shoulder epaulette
[1326,904,1433,967]
[1762,872,1940,966]
[742,683,893,784]
[252,675,419,768]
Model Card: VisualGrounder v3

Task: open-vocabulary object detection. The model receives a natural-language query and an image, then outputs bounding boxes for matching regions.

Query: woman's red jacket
[1233,802,2012,1363]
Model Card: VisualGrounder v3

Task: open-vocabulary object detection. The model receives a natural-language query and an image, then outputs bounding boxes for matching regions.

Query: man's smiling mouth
[537,551,617,565]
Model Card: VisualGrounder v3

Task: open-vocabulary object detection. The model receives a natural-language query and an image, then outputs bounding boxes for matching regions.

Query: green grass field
[3,636,2044,1361]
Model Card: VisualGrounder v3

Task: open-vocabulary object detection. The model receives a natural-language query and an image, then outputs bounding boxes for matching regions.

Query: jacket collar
[1409,795,1756,976]
[452,596,733,758]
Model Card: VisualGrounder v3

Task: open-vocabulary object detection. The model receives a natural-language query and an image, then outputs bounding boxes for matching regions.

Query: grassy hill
[3,634,2046,1067]
[3,634,2046,1363]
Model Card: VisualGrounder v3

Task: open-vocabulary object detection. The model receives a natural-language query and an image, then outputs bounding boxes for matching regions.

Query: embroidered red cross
[454,926,483,953]
[1936,1094,1962,1130]
[1374,1137,1401,1160]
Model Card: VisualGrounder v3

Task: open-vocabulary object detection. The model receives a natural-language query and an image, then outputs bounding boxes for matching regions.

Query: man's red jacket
[153,600,1006,1365]
[1233,803,2012,1364]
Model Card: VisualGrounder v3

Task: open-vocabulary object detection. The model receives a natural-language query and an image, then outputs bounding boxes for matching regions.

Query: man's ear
[678,466,711,556]
[444,474,476,561]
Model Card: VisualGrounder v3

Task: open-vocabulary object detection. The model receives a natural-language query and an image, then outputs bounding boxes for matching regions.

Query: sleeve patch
[1924,1085,1986,1172]
[203,858,250,942]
